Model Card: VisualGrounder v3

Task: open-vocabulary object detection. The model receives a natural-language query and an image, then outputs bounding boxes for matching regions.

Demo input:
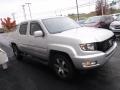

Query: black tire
[51,53,74,80]
[12,44,23,60]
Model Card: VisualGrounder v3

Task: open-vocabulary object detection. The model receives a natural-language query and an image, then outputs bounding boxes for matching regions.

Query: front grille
[96,36,115,52]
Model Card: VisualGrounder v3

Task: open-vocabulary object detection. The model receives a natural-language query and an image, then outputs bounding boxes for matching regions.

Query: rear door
[17,22,30,52]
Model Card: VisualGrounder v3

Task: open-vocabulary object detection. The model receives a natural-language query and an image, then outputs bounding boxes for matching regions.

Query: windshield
[85,16,101,24]
[42,17,80,34]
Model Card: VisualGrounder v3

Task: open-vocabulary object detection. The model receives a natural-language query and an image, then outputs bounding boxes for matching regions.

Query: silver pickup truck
[5,16,117,79]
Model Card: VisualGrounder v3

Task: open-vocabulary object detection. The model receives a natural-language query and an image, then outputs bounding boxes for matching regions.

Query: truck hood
[55,27,114,43]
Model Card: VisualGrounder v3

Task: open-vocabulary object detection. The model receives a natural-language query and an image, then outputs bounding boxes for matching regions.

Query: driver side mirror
[34,31,43,37]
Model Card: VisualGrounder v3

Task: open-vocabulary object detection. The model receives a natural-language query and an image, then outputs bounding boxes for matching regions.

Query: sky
[0,0,114,25]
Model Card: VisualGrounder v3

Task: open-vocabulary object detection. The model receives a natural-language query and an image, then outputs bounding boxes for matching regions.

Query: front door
[27,21,48,60]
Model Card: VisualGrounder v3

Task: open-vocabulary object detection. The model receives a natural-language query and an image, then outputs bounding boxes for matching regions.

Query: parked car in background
[77,19,86,26]
[0,35,14,69]
[111,13,120,20]
[84,15,114,29]
[0,48,8,70]
[110,15,120,37]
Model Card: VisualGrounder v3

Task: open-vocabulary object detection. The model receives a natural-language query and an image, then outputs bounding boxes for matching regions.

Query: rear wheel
[12,44,23,60]
[51,53,74,80]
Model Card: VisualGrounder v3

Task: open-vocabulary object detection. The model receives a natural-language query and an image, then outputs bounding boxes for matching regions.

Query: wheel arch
[11,42,17,46]
[11,42,17,48]
[49,50,75,68]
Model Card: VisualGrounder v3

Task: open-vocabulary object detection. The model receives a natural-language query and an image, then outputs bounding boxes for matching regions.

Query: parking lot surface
[0,42,120,90]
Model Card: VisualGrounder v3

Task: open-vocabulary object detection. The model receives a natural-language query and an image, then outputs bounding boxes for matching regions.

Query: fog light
[82,60,97,67]
[82,60,91,66]
[91,61,97,65]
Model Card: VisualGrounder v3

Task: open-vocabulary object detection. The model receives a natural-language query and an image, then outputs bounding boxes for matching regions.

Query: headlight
[80,43,96,51]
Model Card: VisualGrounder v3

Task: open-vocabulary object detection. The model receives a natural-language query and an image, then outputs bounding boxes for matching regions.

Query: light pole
[89,0,90,12]
[54,10,57,16]
[22,5,27,20]
[101,0,104,15]
[60,9,62,16]
[76,0,79,20]
[101,0,107,15]
[26,3,32,19]
[11,13,16,20]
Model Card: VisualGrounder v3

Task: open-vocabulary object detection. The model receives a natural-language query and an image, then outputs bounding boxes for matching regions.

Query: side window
[101,17,105,22]
[30,22,43,35]
[19,23,28,35]
[103,16,114,23]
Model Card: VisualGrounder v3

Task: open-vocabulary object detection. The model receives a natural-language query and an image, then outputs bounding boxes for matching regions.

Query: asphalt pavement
[0,42,120,90]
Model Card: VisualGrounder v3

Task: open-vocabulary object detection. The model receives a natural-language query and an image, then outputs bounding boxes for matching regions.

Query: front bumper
[72,42,117,69]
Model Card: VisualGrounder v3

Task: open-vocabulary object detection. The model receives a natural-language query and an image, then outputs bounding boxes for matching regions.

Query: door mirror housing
[34,31,43,37]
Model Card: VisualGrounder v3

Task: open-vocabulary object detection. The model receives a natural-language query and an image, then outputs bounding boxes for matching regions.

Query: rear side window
[106,16,114,23]
[19,23,28,35]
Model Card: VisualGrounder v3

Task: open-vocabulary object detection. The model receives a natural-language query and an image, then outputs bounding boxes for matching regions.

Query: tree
[1,17,16,32]
[96,0,109,15]
[109,7,117,14]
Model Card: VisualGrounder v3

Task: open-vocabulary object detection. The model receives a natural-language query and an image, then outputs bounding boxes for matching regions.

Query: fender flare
[48,44,77,58]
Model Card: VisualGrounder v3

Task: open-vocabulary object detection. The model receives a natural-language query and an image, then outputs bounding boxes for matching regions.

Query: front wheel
[51,54,74,80]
